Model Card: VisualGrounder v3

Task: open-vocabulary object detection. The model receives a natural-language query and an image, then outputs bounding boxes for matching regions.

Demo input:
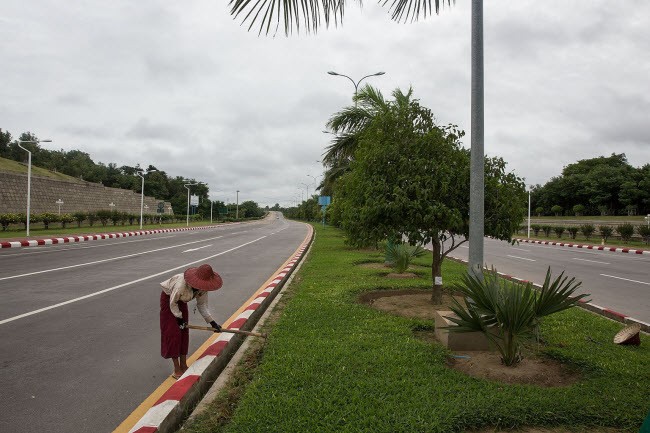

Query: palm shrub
[541,225,552,237]
[553,225,565,238]
[385,243,425,274]
[580,224,595,240]
[446,268,588,366]
[616,223,635,242]
[598,225,614,243]
[638,225,650,245]
[567,226,578,239]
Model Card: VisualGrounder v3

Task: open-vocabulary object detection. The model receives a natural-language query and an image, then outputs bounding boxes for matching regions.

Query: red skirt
[160,291,189,358]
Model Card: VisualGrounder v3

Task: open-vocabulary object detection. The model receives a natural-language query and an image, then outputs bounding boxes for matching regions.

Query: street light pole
[184,182,197,227]
[301,182,309,200]
[236,190,240,219]
[137,169,158,230]
[327,71,385,104]
[17,139,52,236]
[527,187,532,238]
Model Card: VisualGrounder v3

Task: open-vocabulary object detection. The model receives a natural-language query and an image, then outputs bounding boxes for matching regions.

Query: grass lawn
[184,224,649,433]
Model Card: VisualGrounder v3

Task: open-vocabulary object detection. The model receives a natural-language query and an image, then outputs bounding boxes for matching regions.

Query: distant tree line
[531,153,650,217]
[0,128,263,219]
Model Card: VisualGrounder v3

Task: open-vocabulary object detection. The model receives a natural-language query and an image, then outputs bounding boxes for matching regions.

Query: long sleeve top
[160,273,214,323]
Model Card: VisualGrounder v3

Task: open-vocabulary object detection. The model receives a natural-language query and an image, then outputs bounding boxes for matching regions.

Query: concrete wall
[0,172,173,215]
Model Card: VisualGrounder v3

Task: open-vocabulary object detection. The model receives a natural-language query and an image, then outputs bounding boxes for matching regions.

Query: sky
[1,1,649,208]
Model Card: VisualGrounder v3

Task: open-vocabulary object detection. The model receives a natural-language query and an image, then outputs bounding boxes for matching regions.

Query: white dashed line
[600,274,650,285]
[506,255,536,262]
[572,257,610,265]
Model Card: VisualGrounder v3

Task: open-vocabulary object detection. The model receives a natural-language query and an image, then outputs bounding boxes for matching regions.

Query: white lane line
[182,244,212,253]
[510,247,530,252]
[600,274,650,285]
[0,236,222,281]
[0,235,177,257]
[0,236,267,325]
[572,257,610,265]
[460,245,469,249]
[506,255,536,262]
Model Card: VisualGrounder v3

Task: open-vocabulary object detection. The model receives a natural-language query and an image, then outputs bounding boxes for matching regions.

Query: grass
[0,156,85,182]
[183,224,649,433]
[513,231,648,249]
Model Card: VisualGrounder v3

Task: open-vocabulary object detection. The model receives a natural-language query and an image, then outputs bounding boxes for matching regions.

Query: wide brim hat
[184,264,223,291]
[613,323,641,346]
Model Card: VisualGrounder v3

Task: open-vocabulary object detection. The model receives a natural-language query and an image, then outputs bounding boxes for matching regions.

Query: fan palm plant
[385,242,426,273]
[446,268,589,366]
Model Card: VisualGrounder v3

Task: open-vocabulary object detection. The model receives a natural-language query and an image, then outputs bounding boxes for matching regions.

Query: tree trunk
[431,238,443,304]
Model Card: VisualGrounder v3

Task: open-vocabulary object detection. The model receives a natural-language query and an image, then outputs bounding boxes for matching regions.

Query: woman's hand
[210,320,222,332]
[176,317,187,330]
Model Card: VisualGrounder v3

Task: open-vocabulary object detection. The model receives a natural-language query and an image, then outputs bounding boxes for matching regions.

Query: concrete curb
[0,223,244,249]
[513,237,649,255]
[446,255,650,334]
[127,223,314,433]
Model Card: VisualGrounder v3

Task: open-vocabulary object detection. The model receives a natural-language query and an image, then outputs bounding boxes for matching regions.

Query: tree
[335,87,525,303]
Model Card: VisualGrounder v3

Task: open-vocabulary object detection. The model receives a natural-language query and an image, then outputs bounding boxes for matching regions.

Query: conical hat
[613,323,641,345]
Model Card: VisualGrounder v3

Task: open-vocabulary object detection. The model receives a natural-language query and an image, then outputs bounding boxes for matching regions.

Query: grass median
[185,224,649,433]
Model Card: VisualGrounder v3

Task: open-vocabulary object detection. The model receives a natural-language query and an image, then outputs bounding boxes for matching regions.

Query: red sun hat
[184,264,223,291]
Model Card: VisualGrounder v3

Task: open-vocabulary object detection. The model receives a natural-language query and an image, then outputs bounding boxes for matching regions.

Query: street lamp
[136,169,158,230]
[184,182,198,227]
[527,186,532,238]
[307,174,320,192]
[327,71,385,104]
[17,138,52,236]
[236,190,240,219]
[301,182,310,200]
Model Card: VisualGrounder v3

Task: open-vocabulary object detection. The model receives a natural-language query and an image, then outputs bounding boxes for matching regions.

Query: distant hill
[0,156,86,183]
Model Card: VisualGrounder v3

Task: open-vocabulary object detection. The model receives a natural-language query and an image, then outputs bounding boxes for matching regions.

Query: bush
[638,225,650,245]
[447,267,588,366]
[580,224,595,240]
[616,223,635,242]
[60,214,74,228]
[541,225,552,237]
[567,226,578,239]
[531,224,541,236]
[96,210,111,227]
[598,225,614,243]
[535,206,544,217]
[0,213,19,231]
[551,205,563,216]
[39,213,60,229]
[385,243,426,274]
[72,211,87,228]
[553,225,565,238]
[87,212,97,227]
[572,204,585,216]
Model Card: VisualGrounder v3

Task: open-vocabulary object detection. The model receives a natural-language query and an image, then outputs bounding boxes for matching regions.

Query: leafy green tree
[535,207,544,217]
[580,224,595,240]
[572,204,585,216]
[598,225,614,242]
[553,226,565,239]
[531,224,541,236]
[0,213,18,231]
[541,225,552,237]
[335,87,525,303]
[59,214,74,228]
[72,211,87,228]
[638,225,650,245]
[616,223,635,242]
[551,205,563,216]
[567,226,578,239]
[96,210,111,227]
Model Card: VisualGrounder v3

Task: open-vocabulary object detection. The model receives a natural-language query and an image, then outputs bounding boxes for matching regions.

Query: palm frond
[381,0,452,23]
[534,267,590,318]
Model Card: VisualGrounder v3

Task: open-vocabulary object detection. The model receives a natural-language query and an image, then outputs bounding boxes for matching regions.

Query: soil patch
[361,290,581,388]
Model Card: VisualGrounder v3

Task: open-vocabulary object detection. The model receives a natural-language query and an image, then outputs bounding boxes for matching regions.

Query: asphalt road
[448,237,650,323]
[0,213,308,433]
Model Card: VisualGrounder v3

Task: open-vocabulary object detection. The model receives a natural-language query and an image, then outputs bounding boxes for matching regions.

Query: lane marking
[0,235,224,281]
[510,247,530,252]
[182,245,212,253]
[0,236,267,325]
[0,235,177,257]
[506,255,536,262]
[572,257,610,265]
[460,245,469,249]
[600,274,650,286]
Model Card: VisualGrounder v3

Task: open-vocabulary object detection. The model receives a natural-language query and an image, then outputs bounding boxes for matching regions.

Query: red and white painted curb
[128,224,314,433]
[514,238,649,255]
[447,256,650,334]
[0,223,243,249]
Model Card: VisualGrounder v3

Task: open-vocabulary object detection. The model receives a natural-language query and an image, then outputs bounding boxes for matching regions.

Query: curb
[446,255,650,334]
[513,238,649,255]
[0,223,244,249]
[127,223,314,433]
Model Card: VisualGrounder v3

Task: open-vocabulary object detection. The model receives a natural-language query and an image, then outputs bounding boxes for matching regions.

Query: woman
[160,263,223,379]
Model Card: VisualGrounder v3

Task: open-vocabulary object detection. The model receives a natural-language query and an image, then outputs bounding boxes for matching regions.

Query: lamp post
[236,190,240,219]
[137,169,158,230]
[56,199,64,215]
[327,71,385,105]
[17,138,52,236]
[301,182,310,200]
[527,186,532,238]
[184,182,197,227]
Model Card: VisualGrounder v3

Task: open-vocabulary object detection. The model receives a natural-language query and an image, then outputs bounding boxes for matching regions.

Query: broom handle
[187,324,266,338]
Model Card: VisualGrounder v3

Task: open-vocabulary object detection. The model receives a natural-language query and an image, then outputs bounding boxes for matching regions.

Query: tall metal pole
[236,190,240,219]
[138,173,145,229]
[527,188,531,238]
[468,0,484,277]
[184,183,196,227]
[17,139,52,237]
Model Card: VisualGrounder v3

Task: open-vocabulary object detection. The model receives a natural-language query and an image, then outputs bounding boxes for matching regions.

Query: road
[448,237,650,323]
[0,213,308,433]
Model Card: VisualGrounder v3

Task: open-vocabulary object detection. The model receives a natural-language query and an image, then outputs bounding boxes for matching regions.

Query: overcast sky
[2,1,648,207]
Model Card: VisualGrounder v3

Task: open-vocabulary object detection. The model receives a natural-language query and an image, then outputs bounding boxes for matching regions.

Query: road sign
[190,195,199,206]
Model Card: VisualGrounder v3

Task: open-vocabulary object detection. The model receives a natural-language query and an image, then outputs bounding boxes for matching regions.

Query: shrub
[616,223,635,242]
[598,225,614,243]
[553,225,565,238]
[128,213,138,225]
[60,214,74,228]
[567,226,578,239]
[96,210,111,227]
[109,210,121,226]
[17,213,41,228]
[0,213,19,231]
[535,206,544,217]
[572,204,585,216]
[551,205,563,216]
[385,243,426,274]
[72,211,87,228]
[638,225,650,245]
[87,212,97,227]
[39,213,60,229]
[580,224,595,240]
[541,225,552,237]
[447,268,588,366]
[531,224,541,236]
